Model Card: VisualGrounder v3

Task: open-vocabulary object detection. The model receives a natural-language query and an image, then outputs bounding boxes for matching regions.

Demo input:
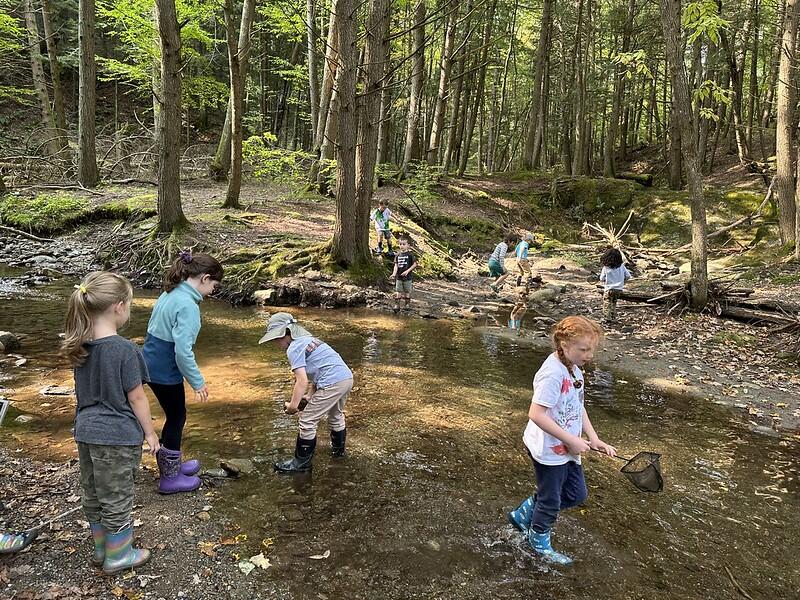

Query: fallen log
[617,172,653,187]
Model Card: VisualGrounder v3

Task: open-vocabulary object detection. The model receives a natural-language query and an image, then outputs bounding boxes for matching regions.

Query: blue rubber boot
[508,319,514,329]
[89,522,105,567]
[528,529,573,565]
[507,496,535,532]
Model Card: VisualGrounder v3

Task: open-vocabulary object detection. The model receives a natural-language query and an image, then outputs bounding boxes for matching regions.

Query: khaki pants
[603,289,621,320]
[299,377,353,440]
[517,258,532,277]
[78,442,142,531]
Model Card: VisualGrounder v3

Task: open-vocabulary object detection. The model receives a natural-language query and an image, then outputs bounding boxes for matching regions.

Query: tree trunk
[603,0,635,177]
[77,0,99,186]
[660,0,708,309]
[426,0,458,165]
[41,0,67,150]
[523,0,554,170]
[443,0,473,172]
[307,0,320,143]
[312,5,341,189]
[760,0,784,158]
[24,0,60,158]
[669,101,682,189]
[571,0,588,175]
[377,70,391,165]
[458,0,498,176]
[155,0,188,232]
[356,0,391,257]
[776,0,798,245]
[402,0,426,175]
[210,0,257,182]
[223,0,256,209]
[331,0,359,265]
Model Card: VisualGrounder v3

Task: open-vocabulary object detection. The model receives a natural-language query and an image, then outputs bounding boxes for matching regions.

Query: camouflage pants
[603,289,621,321]
[77,442,142,531]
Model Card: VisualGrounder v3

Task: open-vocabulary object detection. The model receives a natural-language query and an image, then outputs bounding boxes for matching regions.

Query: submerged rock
[0,332,21,354]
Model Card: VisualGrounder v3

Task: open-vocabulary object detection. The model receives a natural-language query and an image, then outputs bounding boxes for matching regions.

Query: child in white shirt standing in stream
[599,247,632,323]
[506,316,616,565]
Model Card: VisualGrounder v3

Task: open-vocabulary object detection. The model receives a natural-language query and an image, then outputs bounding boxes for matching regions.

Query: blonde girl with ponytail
[507,316,617,565]
[63,271,158,574]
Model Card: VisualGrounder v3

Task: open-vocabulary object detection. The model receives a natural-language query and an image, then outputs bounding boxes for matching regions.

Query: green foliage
[243,134,314,182]
[613,50,653,79]
[403,163,443,206]
[693,80,732,121]
[683,0,730,45]
[0,10,23,53]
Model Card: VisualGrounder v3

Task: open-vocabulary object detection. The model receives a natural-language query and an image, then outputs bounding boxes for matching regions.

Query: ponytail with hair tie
[163,251,224,292]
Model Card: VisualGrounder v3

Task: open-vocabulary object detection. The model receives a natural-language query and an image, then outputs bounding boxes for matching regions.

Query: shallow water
[1,276,798,599]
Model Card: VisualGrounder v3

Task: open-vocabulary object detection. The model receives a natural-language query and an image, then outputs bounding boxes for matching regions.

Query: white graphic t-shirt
[523,353,585,465]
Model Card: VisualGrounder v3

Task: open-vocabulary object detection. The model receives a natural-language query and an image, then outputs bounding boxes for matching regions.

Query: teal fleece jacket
[142,281,205,389]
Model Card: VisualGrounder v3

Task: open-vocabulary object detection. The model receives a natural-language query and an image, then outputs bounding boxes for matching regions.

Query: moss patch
[0,192,90,235]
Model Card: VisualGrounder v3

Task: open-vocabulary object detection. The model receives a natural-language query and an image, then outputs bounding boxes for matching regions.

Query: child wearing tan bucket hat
[259,312,354,473]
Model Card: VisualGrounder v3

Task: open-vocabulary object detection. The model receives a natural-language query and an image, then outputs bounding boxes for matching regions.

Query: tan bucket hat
[258,312,312,344]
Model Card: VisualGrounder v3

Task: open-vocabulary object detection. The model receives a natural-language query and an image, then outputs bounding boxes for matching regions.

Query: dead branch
[0,225,55,243]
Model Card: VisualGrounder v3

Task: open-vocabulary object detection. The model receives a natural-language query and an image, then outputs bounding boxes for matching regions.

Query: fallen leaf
[66,494,80,503]
[237,560,255,575]
[249,553,271,570]
[197,541,217,557]
[309,549,331,560]
[132,519,143,527]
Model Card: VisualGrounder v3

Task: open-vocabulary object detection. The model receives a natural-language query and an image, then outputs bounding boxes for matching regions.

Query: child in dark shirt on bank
[392,236,418,312]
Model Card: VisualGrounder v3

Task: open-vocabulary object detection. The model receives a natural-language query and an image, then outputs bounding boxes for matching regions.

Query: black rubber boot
[330,428,347,457]
[274,436,316,473]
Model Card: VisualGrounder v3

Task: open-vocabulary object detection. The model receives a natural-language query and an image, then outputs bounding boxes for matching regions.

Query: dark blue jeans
[530,459,589,533]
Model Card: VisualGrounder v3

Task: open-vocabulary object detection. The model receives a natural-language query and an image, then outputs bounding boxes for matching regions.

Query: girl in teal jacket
[143,251,223,494]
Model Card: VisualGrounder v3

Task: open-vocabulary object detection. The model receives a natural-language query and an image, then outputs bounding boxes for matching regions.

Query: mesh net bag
[620,451,663,493]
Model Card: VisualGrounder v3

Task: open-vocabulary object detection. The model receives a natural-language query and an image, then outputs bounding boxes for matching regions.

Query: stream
[1,276,798,599]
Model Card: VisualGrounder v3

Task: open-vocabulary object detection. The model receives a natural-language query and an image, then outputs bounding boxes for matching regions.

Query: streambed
[1,276,797,599]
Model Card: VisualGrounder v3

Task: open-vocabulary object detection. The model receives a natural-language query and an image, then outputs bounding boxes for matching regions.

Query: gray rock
[0,332,21,353]
[252,289,277,304]
[39,385,74,396]
[220,458,255,475]
[15,414,34,424]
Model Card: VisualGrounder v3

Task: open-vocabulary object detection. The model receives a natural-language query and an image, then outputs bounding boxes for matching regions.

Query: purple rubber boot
[180,458,200,476]
[157,447,201,494]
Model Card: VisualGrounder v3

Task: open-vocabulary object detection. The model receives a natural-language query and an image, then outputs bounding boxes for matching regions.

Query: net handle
[591,448,631,462]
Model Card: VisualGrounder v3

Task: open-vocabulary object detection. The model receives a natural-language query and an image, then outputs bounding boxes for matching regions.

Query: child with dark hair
[142,250,223,494]
[488,234,516,292]
[392,236,418,312]
[599,247,631,323]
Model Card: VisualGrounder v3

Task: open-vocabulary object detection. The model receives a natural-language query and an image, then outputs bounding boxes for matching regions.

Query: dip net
[619,451,663,493]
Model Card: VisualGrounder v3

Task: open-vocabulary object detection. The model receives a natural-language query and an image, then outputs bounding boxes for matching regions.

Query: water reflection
[0,275,798,599]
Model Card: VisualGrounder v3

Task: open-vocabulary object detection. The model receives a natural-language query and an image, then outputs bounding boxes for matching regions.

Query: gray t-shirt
[73,335,149,446]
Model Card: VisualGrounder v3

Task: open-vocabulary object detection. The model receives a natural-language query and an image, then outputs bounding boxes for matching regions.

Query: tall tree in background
[210,0,258,182]
[41,0,67,151]
[331,0,360,264]
[155,0,188,232]
[426,0,458,166]
[775,0,798,245]
[23,0,59,158]
[78,0,99,186]
[307,0,320,143]
[523,0,553,171]
[402,0,426,176]
[222,0,256,209]
[356,0,391,257]
[660,0,708,308]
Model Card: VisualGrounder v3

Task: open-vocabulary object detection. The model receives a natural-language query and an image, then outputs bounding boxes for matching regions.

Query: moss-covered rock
[0,192,90,235]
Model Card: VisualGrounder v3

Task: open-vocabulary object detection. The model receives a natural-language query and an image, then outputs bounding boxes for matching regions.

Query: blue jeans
[530,459,588,533]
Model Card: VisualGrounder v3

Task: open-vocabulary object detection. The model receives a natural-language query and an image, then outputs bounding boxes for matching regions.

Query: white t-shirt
[600,265,631,290]
[523,353,585,465]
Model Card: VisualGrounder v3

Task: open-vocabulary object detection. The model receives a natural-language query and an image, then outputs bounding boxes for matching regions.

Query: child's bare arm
[128,384,160,455]
[529,403,590,454]
[285,368,309,413]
